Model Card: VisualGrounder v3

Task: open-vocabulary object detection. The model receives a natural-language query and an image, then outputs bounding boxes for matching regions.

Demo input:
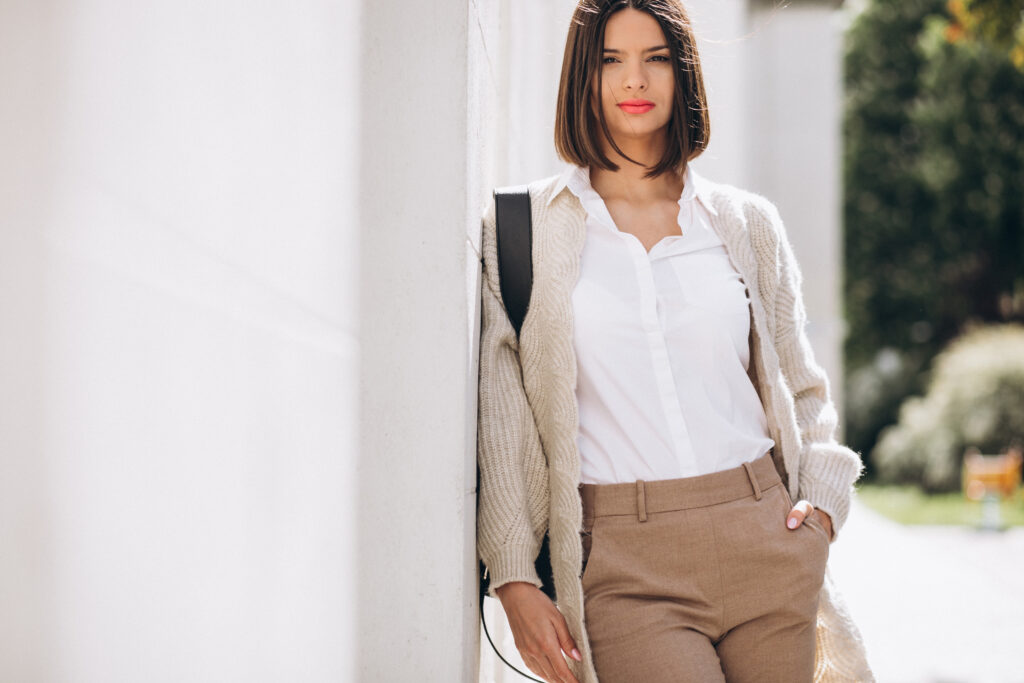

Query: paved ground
[829,497,1024,683]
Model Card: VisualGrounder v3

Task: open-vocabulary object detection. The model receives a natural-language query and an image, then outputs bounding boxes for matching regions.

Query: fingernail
[572,648,582,661]
[787,517,799,529]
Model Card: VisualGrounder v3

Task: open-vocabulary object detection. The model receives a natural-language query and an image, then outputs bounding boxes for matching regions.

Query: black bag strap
[494,186,533,337]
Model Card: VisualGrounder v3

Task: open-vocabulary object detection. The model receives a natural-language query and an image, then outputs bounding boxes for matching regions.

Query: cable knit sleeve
[476,198,550,597]
[756,198,865,541]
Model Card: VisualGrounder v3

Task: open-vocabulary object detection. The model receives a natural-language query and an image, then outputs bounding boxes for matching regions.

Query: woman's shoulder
[480,170,565,223]
[693,171,783,226]
[478,173,567,290]
[693,171,793,259]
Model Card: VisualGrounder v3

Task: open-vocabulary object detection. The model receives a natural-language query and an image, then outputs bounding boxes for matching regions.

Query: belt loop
[636,480,648,522]
[742,461,762,500]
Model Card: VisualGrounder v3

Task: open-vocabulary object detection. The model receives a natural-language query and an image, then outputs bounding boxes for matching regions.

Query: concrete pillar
[0,2,57,678]
[355,0,481,680]
[0,1,360,680]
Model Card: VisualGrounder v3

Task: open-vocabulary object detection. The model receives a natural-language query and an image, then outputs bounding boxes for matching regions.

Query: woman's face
[592,8,675,148]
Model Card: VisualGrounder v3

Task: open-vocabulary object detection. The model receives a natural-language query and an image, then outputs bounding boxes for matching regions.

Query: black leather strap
[494,186,533,338]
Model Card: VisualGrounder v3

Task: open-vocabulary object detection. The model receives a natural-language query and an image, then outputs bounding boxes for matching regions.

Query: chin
[613,125,668,139]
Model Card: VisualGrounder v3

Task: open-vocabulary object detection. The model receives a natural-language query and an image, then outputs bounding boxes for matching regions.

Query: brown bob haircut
[554,0,710,179]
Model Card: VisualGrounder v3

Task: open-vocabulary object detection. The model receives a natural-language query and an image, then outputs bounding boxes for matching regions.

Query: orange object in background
[963,447,1023,501]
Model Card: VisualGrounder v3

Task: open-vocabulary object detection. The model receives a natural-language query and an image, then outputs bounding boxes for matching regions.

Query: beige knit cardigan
[477,170,875,683]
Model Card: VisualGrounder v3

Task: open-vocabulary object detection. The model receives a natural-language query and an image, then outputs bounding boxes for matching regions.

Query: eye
[649,54,670,62]
[602,56,619,64]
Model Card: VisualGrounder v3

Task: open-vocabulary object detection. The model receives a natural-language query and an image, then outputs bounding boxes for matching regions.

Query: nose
[623,61,648,92]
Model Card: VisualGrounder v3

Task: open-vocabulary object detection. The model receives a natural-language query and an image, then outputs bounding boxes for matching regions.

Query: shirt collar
[545,163,577,207]
[545,162,718,217]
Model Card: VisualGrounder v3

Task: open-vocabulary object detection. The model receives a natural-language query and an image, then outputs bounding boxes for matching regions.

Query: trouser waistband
[578,450,782,523]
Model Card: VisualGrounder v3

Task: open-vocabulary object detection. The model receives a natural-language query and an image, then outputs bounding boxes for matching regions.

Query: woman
[477,1,874,682]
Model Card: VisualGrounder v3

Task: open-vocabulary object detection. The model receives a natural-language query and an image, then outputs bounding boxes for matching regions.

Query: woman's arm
[476,199,550,597]
[755,198,865,541]
[477,198,583,683]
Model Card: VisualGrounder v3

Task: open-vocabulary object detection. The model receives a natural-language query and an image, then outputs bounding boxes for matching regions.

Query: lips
[618,99,655,114]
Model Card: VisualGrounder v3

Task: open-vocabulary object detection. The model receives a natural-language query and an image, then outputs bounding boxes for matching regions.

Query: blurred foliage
[872,324,1024,492]
[945,0,1024,68]
[842,0,1024,469]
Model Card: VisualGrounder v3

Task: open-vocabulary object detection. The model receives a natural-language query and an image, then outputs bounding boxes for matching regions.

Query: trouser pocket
[579,516,595,581]
[779,484,830,559]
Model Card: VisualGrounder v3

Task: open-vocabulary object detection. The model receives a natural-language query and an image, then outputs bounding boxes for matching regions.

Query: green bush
[872,324,1024,492]
[842,0,1024,464]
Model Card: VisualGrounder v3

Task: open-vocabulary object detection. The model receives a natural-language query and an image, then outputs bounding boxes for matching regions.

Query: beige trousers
[578,451,830,682]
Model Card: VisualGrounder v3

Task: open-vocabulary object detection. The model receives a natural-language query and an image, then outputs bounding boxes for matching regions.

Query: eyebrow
[603,45,669,53]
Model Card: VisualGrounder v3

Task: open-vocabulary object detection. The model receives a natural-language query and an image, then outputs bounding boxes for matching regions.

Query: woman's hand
[786,499,834,541]
[494,581,582,683]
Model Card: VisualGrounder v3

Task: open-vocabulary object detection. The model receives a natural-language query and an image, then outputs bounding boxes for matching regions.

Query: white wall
[355,0,482,680]
[746,0,846,421]
[0,1,359,680]
[0,2,55,676]
[499,0,579,183]
[687,0,752,185]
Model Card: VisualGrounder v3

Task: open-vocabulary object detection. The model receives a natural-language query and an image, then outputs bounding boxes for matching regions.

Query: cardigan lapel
[524,191,587,474]
[703,189,797,490]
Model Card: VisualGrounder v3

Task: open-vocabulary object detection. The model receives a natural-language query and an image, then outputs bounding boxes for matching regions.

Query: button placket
[620,231,699,477]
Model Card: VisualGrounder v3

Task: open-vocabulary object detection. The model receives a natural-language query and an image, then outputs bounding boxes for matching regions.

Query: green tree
[913,11,1024,333]
[842,0,1024,470]
[843,0,947,465]
[946,0,1024,67]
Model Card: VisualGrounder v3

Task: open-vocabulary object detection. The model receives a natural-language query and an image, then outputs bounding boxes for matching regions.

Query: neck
[590,131,683,203]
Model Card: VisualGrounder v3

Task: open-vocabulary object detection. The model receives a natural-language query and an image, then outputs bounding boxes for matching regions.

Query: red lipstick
[617,99,655,114]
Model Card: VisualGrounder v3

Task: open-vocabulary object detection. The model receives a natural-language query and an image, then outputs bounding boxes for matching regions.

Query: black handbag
[478,186,556,681]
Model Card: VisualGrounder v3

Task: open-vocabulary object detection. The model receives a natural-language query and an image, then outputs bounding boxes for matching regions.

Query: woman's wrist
[495,580,540,601]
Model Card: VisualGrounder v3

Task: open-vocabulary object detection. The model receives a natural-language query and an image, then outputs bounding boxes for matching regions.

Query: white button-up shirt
[558,163,775,484]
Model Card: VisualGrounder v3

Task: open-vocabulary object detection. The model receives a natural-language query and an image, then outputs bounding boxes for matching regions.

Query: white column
[356,0,481,680]
[0,1,360,680]
[0,2,55,678]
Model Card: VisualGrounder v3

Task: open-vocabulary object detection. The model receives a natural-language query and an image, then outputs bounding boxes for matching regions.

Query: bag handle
[494,186,533,337]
